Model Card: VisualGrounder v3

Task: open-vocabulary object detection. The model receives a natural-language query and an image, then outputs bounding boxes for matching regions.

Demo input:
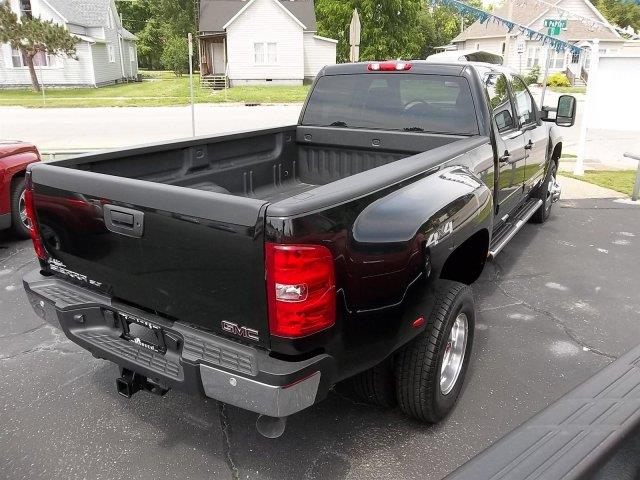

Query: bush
[160,36,189,77]
[523,64,540,85]
[547,72,571,87]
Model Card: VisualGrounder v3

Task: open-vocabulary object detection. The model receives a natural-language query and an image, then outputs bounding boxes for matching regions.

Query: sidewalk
[557,175,626,200]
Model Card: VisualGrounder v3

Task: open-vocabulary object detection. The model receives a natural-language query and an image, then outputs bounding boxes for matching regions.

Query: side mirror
[556,95,577,127]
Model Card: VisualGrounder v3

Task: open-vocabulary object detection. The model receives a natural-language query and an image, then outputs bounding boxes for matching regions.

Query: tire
[530,161,558,224]
[395,280,475,423]
[10,177,30,239]
[346,357,397,408]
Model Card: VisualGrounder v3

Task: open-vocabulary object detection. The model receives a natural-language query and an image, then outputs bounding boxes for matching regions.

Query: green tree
[316,0,425,62]
[161,35,189,76]
[118,0,197,70]
[0,4,77,91]
[592,0,640,33]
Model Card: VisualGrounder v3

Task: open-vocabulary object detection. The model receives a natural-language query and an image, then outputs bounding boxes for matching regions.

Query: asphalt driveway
[1,198,639,480]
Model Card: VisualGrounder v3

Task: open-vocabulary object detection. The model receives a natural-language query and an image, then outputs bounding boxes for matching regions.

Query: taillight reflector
[265,243,336,338]
[368,62,412,72]
[24,172,47,261]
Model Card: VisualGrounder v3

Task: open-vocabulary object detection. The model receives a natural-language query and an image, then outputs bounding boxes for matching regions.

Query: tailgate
[29,163,271,348]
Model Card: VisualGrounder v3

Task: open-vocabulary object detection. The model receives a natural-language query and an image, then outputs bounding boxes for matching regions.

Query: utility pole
[188,33,196,137]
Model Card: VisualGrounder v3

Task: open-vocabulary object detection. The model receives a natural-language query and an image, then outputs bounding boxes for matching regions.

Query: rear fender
[349,165,493,312]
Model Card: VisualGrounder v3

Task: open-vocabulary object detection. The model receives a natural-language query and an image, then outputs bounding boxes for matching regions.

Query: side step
[488,199,543,259]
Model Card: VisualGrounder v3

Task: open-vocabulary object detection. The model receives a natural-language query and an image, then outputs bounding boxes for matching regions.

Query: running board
[488,199,543,259]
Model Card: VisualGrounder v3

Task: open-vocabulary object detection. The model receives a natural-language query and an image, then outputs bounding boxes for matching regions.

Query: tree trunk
[25,52,41,93]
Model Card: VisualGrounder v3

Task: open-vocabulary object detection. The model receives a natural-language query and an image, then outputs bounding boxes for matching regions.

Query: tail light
[368,62,412,71]
[24,172,47,261]
[265,243,336,338]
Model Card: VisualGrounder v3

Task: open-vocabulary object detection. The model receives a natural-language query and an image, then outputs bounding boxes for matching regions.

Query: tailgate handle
[104,205,144,238]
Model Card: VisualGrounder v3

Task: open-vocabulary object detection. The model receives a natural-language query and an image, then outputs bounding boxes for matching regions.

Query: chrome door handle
[524,140,533,150]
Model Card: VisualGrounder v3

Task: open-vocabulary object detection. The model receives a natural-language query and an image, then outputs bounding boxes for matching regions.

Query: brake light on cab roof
[368,62,412,72]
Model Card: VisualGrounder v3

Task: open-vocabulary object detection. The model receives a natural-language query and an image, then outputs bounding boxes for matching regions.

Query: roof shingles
[199,0,317,33]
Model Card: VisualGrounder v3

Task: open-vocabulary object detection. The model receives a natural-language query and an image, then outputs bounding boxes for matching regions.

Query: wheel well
[10,170,26,192]
[551,142,562,169]
[439,229,489,285]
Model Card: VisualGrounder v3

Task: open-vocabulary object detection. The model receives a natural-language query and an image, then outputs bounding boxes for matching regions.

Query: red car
[0,141,41,238]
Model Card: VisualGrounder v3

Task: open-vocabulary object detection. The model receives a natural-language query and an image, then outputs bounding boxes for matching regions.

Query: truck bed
[30,126,488,347]
[55,126,469,204]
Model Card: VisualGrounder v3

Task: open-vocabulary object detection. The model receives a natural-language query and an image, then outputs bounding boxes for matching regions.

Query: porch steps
[201,75,228,90]
[573,78,586,87]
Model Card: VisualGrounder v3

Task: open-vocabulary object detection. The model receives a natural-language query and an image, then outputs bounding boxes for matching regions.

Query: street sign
[544,19,566,36]
[516,38,525,54]
[543,19,567,28]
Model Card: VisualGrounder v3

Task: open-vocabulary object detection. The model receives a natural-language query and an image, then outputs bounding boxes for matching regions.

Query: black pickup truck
[23,61,576,437]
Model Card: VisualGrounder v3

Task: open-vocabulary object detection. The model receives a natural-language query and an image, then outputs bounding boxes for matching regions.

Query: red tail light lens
[265,243,336,338]
[368,62,412,71]
[24,173,47,261]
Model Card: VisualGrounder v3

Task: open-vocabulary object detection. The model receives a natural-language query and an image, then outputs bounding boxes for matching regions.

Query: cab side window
[485,74,514,134]
[509,75,537,126]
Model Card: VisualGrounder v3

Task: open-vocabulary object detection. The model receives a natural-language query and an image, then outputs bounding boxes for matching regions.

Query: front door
[211,42,225,74]
[485,73,527,220]
[510,74,548,194]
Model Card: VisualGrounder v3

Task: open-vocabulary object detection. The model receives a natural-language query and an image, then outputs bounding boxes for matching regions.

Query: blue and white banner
[431,0,582,53]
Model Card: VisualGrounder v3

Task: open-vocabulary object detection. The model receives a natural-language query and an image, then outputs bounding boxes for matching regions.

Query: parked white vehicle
[426,50,504,65]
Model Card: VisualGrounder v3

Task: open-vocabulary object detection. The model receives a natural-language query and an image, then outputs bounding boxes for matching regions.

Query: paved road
[0,104,301,150]
[1,89,637,169]
[2,198,639,480]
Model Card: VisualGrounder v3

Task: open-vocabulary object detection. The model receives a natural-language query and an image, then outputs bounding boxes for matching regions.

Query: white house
[198,0,337,88]
[450,0,627,85]
[0,0,138,88]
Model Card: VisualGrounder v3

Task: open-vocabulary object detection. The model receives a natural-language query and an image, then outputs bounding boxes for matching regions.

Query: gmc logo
[221,321,259,342]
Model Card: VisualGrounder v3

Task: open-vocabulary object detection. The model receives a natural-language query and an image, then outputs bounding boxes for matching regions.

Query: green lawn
[562,170,638,196]
[0,70,310,107]
[549,86,586,94]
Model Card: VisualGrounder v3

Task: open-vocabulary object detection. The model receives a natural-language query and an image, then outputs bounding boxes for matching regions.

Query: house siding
[0,41,95,88]
[121,40,139,79]
[303,33,336,80]
[0,0,138,88]
[226,0,304,86]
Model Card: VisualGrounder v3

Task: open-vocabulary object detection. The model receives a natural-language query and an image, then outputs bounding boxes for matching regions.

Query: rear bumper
[0,212,11,230]
[23,269,333,417]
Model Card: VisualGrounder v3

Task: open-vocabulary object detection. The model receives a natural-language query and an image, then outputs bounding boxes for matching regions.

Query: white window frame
[107,43,115,63]
[549,49,565,69]
[129,45,136,62]
[9,47,59,69]
[11,47,23,68]
[526,45,540,68]
[254,42,277,65]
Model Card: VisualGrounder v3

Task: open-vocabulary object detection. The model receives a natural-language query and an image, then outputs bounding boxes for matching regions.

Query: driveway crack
[490,259,617,361]
[217,402,239,480]
[0,322,46,339]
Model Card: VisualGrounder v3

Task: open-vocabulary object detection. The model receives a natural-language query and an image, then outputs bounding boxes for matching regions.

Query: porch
[199,34,228,90]
[565,42,593,87]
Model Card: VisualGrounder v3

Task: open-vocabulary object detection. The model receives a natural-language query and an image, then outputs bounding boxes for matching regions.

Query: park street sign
[544,19,567,36]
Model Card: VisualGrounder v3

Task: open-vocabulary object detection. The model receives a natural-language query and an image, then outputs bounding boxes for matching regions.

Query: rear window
[301,73,479,136]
